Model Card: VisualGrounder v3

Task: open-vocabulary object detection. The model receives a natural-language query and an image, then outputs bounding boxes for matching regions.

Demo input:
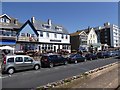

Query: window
[31,34,34,37]
[46,32,49,37]
[0,30,2,35]
[24,57,33,62]
[15,57,23,62]
[27,33,30,37]
[89,40,90,44]
[11,31,16,36]
[1,18,4,22]
[40,31,43,37]
[54,33,57,38]
[93,35,95,38]
[7,57,14,63]
[90,34,92,38]
[105,39,107,42]
[66,35,68,39]
[61,34,64,39]
[21,33,25,36]
[105,36,107,38]
[48,45,50,49]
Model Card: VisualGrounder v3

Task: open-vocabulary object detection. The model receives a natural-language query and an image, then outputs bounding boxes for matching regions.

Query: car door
[15,57,24,70]
[24,57,33,69]
[57,55,64,64]
[77,54,84,62]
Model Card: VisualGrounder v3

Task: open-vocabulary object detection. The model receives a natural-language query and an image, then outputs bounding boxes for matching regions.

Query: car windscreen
[70,54,76,57]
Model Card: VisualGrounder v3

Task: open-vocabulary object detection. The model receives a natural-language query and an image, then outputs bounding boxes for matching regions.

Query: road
[1,57,119,89]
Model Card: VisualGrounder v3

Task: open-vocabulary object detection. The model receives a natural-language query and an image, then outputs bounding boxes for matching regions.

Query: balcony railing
[17,36,38,42]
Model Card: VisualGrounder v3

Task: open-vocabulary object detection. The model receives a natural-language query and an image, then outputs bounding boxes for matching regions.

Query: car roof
[6,55,30,57]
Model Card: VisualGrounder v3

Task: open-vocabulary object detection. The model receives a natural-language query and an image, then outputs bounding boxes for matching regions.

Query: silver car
[1,55,41,74]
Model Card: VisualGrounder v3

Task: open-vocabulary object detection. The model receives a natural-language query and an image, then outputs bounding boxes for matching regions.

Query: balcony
[17,36,38,42]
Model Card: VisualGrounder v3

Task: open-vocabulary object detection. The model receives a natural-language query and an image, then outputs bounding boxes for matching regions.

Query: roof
[70,30,88,36]
[33,20,69,34]
[0,14,23,29]
[70,30,82,36]
[17,20,39,36]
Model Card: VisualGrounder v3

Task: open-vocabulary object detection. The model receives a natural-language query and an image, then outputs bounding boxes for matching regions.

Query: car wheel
[64,61,68,65]
[49,63,54,68]
[34,64,40,70]
[84,59,87,62]
[7,68,15,74]
[75,60,78,64]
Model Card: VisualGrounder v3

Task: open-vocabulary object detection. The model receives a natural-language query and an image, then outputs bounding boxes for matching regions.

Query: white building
[31,17,71,53]
[95,22,120,48]
[87,28,101,51]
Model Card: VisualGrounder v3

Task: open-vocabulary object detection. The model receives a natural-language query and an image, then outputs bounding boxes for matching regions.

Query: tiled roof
[0,14,23,29]
[33,20,69,34]
[70,30,82,36]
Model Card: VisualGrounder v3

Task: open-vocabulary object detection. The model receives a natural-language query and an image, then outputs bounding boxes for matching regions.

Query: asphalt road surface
[1,57,119,89]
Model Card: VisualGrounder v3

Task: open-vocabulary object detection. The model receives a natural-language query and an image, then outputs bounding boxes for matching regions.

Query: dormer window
[1,18,4,22]
[55,26,62,31]
[0,18,10,23]
[42,24,51,29]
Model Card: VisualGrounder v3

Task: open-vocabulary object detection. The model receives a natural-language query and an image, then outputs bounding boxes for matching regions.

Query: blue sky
[2,2,118,33]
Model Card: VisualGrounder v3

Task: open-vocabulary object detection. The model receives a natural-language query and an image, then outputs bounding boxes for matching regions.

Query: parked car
[67,54,86,64]
[118,50,120,58]
[85,53,97,60]
[1,55,41,74]
[41,54,68,68]
[97,51,110,58]
[107,51,116,57]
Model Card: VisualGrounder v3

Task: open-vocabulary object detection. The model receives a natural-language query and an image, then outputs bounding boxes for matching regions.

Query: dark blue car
[97,51,110,58]
[41,54,68,68]
[67,54,86,64]
[85,53,97,60]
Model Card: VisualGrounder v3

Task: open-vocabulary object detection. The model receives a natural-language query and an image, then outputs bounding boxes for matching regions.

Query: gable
[19,24,37,37]
[79,31,88,36]
[0,14,11,20]
[88,28,97,37]
[17,20,38,36]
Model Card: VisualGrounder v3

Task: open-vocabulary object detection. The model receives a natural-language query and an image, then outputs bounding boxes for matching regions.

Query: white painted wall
[87,28,98,45]
[37,31,70,44]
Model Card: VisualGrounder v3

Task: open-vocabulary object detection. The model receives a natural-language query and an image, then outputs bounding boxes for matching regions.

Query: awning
[0,40,16,45]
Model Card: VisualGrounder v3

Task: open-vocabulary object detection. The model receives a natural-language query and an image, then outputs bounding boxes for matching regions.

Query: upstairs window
[54,33,57,38]
[46,32,49,37]
[61,34,64,39]
[31,34,35,37]
[27,33,30,37]
[21,33,25,36]
[66,35,68,39]
[40,31,43,37]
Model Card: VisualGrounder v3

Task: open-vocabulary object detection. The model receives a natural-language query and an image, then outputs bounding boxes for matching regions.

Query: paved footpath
[72,63,119,89]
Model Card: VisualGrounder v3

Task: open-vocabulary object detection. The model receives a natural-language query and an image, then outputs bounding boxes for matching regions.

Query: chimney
[14,19,18,25]
[48,19,52,26]
[31,16,35,24]
[104,22,110,26]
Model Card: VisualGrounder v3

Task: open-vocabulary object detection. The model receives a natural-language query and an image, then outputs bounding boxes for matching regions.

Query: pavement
[72,62,119,89]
